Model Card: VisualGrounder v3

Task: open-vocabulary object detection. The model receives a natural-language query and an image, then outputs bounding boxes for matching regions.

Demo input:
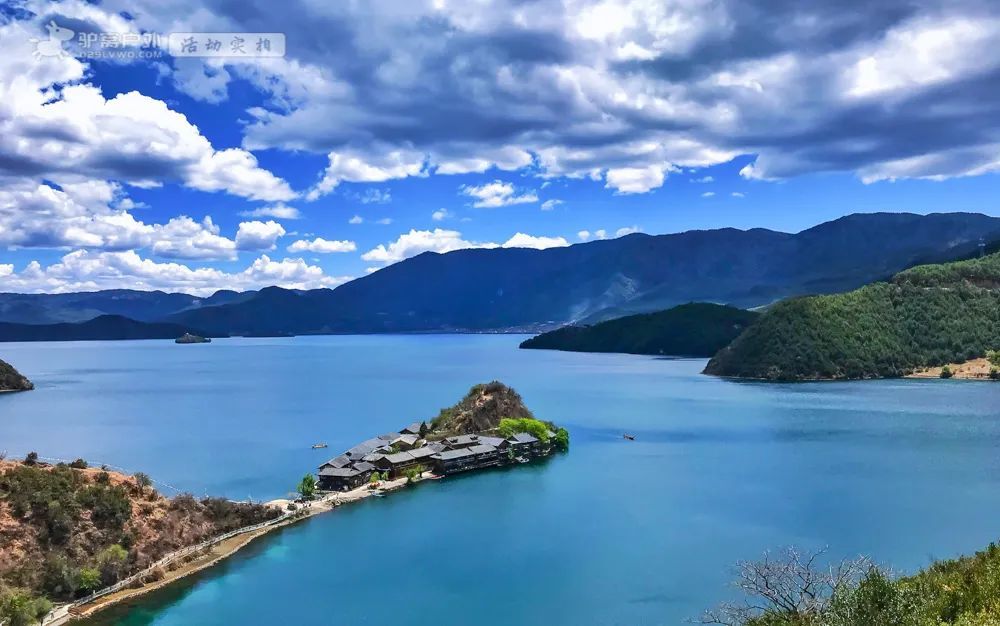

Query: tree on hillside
[96,544,128,585]
[987,349,1000,368]
[297,474,316,500]
[23,452,38,466]
[553,428,570,452]
[419,421,429,438]
[75,567,101,594]
[0,589,52,626]
[133,472,152,496]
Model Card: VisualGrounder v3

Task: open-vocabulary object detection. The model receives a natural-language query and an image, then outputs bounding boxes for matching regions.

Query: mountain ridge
[169,212,1000,335]
[2,212,999,337]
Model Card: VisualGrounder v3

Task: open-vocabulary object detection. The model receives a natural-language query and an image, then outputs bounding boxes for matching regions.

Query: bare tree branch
[698,547,873,625]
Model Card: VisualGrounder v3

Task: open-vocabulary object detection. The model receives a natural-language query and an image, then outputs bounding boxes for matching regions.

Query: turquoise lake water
[3,335,1000,625]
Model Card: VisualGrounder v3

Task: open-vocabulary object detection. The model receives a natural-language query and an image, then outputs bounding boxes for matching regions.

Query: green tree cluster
[0,588,52,626]
[497,417,551,442]
[404,466,425,483]
[552,427,570,452]
[706,251,1000,380]
[297,474,316,500]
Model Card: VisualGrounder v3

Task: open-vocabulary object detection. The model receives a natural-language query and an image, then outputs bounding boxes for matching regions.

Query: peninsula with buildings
[317,381,569,491]
[0,382,566,625]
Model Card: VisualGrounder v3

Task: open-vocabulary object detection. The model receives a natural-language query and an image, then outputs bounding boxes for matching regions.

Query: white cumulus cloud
[235,221,287,251]
[461,180,538,208]
[502,233,569,249]
[287,237,357,253]
[0,250,350,295]
[239,203,303,220]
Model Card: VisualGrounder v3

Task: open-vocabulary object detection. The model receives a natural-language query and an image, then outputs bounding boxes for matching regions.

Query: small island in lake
[520,302,758,357]
[317,381,569,491]
[0,358,33,392]
[175,333,211,344]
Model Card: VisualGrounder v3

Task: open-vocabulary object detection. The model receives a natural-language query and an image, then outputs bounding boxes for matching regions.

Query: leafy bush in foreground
[704,542,1000,626]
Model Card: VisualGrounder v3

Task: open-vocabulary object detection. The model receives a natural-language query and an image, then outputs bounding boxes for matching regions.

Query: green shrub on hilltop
[553,427,570,452]
[705,251,1000,380]
[497,417,550,442]
[77,484,132,533]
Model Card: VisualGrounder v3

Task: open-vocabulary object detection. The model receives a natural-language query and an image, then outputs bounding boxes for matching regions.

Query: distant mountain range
[0,289,255,325]
[520,303,758,357]
[0,315,214,343]
[1,212,999,339]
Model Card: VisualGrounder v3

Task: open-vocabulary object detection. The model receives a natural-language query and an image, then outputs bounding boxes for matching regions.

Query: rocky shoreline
[0,358,33,392]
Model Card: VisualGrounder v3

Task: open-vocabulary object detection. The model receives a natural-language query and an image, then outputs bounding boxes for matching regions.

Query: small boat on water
[623,434,636,441]
[311,443,328,449]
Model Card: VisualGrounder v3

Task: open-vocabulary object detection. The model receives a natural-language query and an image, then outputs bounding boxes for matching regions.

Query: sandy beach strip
[906,357,998,380]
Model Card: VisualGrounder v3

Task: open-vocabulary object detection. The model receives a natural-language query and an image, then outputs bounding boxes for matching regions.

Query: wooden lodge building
[316,424,552,491]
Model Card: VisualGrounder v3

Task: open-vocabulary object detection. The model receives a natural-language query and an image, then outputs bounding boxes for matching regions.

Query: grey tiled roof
[467,444,498,455]
[509,432,539,444]
[444,434,479,447]
[409,447,438,460]
[346,438,389,457]
[319,467,362,477]
[320,454,352,469]
[476,436,505,447]
[381,451,417,464]
[432,448,478,461]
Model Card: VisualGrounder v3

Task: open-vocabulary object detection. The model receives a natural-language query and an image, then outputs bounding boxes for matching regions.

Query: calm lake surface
[3,335,1000,625]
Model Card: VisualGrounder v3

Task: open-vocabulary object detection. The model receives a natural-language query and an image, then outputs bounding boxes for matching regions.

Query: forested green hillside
[520,303,757,356]
[704,252,1000,380]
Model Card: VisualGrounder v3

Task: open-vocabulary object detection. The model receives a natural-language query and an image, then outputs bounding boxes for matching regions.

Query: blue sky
[1,0,999,294]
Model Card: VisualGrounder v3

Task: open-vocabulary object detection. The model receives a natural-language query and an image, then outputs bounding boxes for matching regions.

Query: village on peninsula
[315,381,570,491]
[0,381,568,625]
